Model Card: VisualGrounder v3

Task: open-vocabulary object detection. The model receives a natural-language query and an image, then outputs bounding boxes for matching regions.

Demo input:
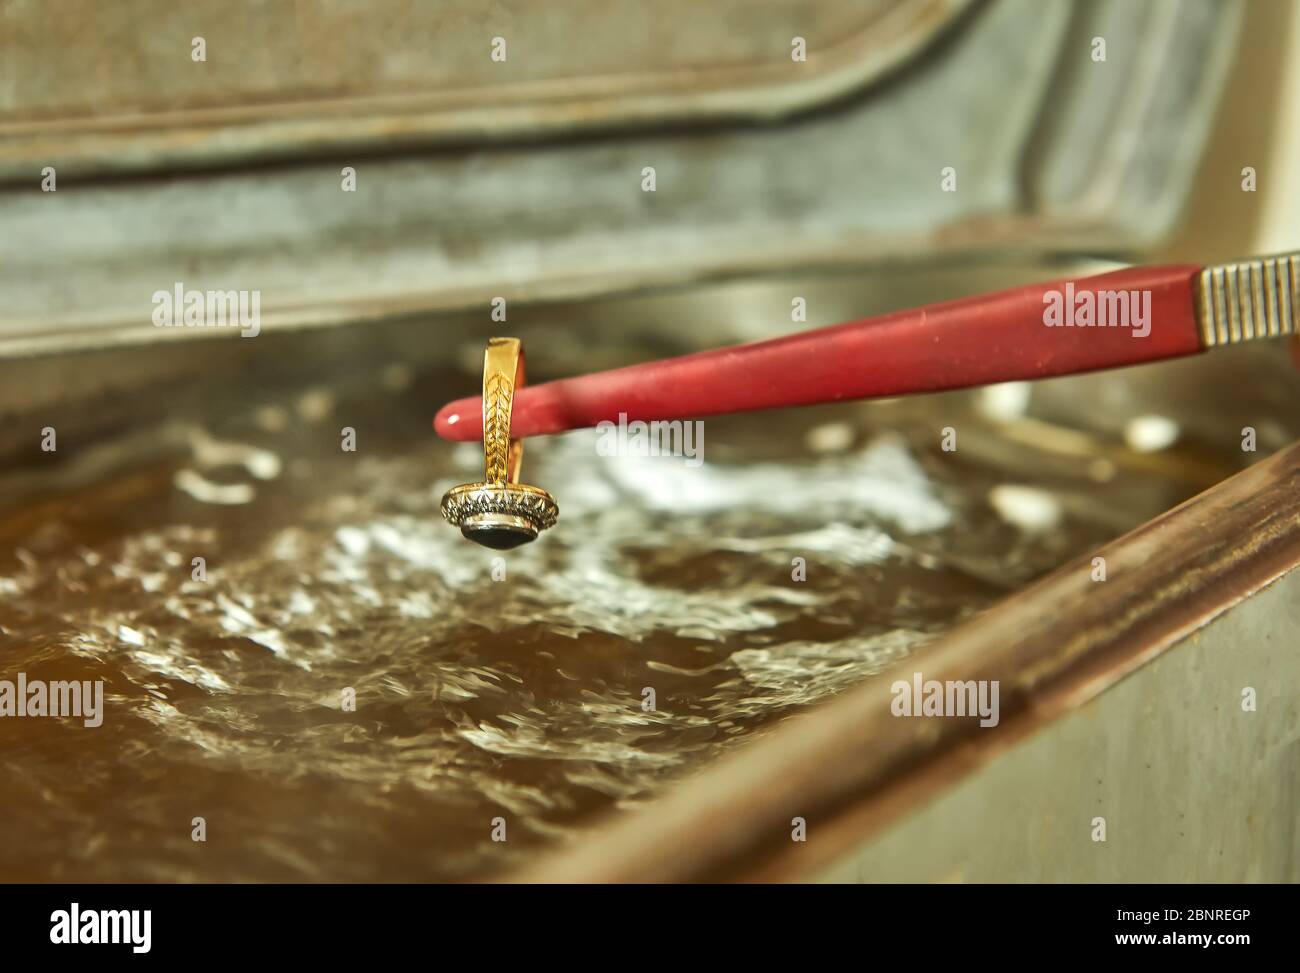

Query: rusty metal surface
[817,566,1300,882]
[510,439,1300,882]
[0,0,1242,355]
[0,0,971,179]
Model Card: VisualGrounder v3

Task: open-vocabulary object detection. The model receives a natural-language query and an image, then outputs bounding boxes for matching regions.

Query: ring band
[483,337,524,485]
[441,338,558,548]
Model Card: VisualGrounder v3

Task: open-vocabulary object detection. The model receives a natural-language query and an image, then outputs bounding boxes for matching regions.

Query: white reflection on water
[0,405,1125,881]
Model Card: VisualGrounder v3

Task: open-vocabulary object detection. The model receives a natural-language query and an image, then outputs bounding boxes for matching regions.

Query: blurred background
[0,0,1296,882]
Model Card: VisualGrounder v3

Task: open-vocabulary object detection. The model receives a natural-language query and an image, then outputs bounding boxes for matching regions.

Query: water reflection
[0,355,1269,881]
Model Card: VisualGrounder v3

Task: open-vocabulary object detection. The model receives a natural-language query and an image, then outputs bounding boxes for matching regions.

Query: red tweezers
[435,252,1300,442]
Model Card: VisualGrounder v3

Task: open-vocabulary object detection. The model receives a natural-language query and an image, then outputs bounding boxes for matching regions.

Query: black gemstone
[462,523,536,550]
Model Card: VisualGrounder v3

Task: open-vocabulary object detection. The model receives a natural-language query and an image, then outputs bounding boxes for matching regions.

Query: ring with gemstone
[440,337,558,548]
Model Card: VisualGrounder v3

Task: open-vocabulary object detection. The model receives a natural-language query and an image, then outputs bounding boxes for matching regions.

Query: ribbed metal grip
[1196,252,1300,347]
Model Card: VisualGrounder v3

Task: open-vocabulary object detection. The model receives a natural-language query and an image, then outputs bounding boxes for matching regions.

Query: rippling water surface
[0,351,1269,881]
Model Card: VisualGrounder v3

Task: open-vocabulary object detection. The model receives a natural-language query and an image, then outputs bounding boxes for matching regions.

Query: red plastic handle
[435,263,1204,441]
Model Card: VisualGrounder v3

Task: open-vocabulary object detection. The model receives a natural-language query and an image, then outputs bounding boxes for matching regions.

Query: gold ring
[440,337,558,548]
